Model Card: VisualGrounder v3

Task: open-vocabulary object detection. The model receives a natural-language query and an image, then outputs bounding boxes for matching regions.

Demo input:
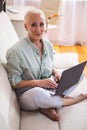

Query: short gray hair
[24,7,45,24]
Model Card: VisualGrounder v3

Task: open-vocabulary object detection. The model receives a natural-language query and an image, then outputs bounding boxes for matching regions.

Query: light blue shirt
[6,37,54,95]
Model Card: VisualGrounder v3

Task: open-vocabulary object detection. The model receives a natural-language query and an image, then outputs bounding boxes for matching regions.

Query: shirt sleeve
[6,50,22,87]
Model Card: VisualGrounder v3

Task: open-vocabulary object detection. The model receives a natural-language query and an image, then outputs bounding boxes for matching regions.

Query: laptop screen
[55,61,87,95]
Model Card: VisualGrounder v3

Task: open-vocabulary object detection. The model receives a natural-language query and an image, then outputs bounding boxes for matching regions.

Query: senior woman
[6,7,87,121]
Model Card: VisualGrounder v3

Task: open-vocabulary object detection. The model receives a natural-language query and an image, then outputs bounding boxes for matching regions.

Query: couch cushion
[0,113,9,130]
[58,77,87,130]
[53,52,79,69]
[0,64,20,130]
[20,111,59,130]
[0,11,19,63]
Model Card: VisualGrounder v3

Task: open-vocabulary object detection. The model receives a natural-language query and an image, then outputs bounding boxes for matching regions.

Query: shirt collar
[26,36,47,55]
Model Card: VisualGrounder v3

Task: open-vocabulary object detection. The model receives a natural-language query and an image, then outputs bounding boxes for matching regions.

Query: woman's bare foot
[39,108,60,121]
[61,94,87,106]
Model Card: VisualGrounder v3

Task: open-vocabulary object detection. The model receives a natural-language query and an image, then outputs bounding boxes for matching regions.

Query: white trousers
[19,87,63,111]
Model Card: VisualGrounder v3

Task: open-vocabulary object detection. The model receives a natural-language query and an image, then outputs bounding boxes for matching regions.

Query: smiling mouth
[35,34,42,36]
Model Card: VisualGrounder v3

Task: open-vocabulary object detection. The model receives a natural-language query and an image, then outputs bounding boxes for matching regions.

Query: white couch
[0,11,87,130]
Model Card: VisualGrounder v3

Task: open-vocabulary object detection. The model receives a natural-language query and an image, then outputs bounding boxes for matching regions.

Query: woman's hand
[52,68,61,82]
[35,78,58,89]
[53,73,61,83]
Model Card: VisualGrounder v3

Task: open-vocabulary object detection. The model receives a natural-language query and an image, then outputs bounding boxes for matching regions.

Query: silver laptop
[55,61,87,95]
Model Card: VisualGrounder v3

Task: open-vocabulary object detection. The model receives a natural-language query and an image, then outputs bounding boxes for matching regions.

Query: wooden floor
[53,44,87,77]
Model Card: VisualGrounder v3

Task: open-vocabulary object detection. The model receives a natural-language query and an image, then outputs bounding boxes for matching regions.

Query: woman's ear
[24,24,28,31]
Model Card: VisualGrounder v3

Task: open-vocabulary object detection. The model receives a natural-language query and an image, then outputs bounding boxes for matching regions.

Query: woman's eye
[40,23,44,27]
[31,23,37,27]
[31,22,44,28]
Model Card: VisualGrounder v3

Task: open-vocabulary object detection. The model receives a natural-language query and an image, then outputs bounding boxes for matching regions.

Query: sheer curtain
[7,0,87,46]
[47,0,87,46]
[7,0,41,7]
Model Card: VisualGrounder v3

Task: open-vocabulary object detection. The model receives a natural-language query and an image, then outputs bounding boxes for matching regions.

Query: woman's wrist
[33,80,38,86]
[34,80,41,87]
[52,68,58,76]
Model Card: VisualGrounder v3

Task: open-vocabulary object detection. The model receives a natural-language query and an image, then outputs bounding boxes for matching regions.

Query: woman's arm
[16,78,57,89]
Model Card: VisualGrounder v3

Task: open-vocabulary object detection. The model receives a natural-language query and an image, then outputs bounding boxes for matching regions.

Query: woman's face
[24,13,45,42]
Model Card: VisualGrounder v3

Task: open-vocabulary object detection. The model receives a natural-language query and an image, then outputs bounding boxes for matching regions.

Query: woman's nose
[36,26,41,32]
